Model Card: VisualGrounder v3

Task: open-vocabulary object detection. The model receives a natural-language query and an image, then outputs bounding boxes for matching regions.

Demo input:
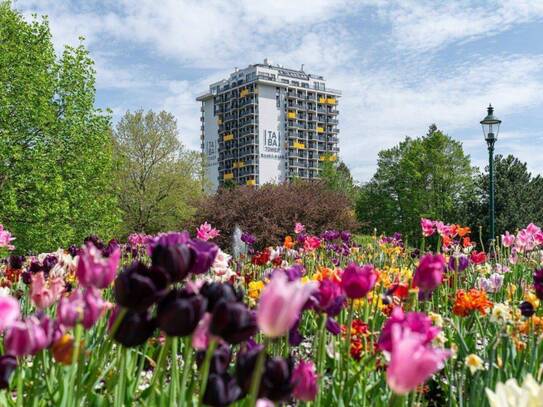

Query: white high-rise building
[197,60,341,190]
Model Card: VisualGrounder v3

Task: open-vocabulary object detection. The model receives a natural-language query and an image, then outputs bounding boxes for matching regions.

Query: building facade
[197,60,340,190]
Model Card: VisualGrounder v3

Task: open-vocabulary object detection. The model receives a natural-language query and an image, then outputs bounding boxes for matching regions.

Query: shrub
[191,181,358,249]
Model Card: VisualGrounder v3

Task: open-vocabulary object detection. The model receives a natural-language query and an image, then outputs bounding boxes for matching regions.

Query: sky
[13,0,543,182]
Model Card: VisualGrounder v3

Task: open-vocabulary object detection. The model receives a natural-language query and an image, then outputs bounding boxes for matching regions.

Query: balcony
[287,111,296,119]
[224,173,234,181]
[317,127,324,133]
[233,161,245,169]
[246,179,256,186]
[293,141,305,149]
[326,98,337,105]
[223,133,234,142]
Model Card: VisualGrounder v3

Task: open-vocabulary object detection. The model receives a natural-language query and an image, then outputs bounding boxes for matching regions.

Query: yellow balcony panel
[293,142,305,149]
[240,88,249,98]
[224,173,234,181]
[329,154,337,161]
[233,161,245,169]
[287,111,296,119]
[326,98,337,105]
[317,127,325,133]
[246,179,256,186]
[318,97,327,104]
[223,133,234,141]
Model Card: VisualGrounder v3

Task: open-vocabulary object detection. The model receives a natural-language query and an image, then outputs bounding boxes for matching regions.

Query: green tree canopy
[113,110,205,235]
[320,159,358,202]
[356,125,476,239]
[0,2,119,253]
[468,154,543,237]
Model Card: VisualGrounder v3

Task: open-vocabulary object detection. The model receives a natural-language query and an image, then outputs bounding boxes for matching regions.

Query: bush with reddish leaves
[191,181,358,249]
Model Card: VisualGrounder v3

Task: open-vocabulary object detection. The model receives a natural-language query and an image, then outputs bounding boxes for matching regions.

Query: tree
[0,2,119,253]
[113,110,205,235]
[356,125,475,239]
[320,159,358,202]
[467,154,543,236]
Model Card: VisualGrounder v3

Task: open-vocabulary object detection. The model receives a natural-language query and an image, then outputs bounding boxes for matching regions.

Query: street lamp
[480,104,501,243]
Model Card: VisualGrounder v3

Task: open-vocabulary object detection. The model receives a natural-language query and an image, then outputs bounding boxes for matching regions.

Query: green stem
[198,338,218,407]
[65,323,83,407]
[315,315,328,407]
[169,337,179,407]
[114,347,128,407]
[15,362,23,407]
[149,336,172,392]
[388,393,406,407]
[179,336,194,407]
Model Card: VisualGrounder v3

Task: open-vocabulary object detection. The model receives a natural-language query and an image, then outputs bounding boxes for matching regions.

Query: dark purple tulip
[448,255,469,273]
[340,231,351,242]
[534,268,543,300]
[151,244,193,282]
[114,261,170,312]
[29,261,42,274]
[0,355,17,389]
[188,239,219,275]
[103,239,120,258]
[210,300,257,344]
[84,235,104,250]
[151,232,190,250]
[321,230,340,242]
[21,272,32,285]
[203,373,242,407]
[156,289,207,337]
[68,245,80,257]
[200,282,242,313]
[284,265,304,281]
[288,318,303,346]
[235,348,262,393]
[520,301,535,317]
[111,309,156,347]
[8,255,24,270]
[197,344,231,375]
[261,356,294,401]
[326,317,341,335]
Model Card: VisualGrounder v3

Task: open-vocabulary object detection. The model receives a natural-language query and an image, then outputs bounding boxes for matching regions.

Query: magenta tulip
[386,325,450,395]
[340,263,377,299]
[30,272,65,310]
[291,360,318,401]
[0,295,20,332]
[57,288,106,329]
[4,317,48,356]
[413,254,445,299]
[76,242,120,289]
[257,271,317,338]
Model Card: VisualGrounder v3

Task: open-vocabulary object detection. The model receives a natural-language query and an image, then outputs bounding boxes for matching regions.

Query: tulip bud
[188,239,219,275]
[200,282,241,313]
[156,289,207,337]
[210,300,257,344]
[261,356,294,401]
[151,244,192,283]
[0,355,17,389]
[340,263,377,299]
[203,373,242,407]
[51,334,75,365]
[291,360,318,401]
[111,308,156,347]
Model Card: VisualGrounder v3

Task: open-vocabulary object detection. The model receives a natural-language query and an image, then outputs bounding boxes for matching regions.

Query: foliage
[0,2,119,253]
[113,110,206,236]
[468,154,543,237]
[320,159,358,202]
[356,125,476,240]
[191,181,358,249]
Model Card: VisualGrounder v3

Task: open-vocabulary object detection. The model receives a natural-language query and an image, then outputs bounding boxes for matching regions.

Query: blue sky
[14,0,543,181]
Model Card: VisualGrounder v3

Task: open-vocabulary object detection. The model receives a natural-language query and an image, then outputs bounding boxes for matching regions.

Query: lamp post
[480,104,501,243]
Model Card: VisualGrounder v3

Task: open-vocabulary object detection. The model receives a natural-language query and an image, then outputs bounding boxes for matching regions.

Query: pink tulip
[0,224,15,250]
[501,231,515,248]
[291,360,318,401]
[340,263,377,299]
[30,272,65,309]
[57,288,106,329]
[413,254,445,299]
[420,218,435,237]
[192,312,212,350]
[257,271,317,338]
[4,317,49,356]
[386,325,450,395]
[294,222,305,234]
[303,236,321,252]
[196,222,220,241]
[76,242,120,289]
[0,295,20,332]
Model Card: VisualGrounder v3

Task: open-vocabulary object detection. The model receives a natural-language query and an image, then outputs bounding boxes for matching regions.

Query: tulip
[386,326,450,395]
[0,224,15,250]
[197,344,231,375]
[413,254,445,299]
[188,239,219,275]
[420,218,435,237]
[196,222,221,241]
[203,373,242,407]
[76,242,120,289]
[30,272,65,309]
[501,231,515,248]
[57,288,106,329]
[378,307,440,353]
[151,244,193,282]
[294,223,305,234]
[110,308,156,347]
[0,295,20,332]
[156,288,207,337]
[261,356,294,402]
[0,355,17,389]
[520,301,535,317]
[340,263,377,299]
[8,255,24,270]
[114,261,170,312]
[257,271,317,338]
[200,282,241,313]
[210,300,257,344]
[447,254,469,273]
[192,313,213,350]
[51,334,74,365]
[291,360,318,402]
[4,317,48,356]
[236,348,262,393]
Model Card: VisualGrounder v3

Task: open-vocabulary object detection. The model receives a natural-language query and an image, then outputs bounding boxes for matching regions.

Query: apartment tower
[197,60,340,190]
